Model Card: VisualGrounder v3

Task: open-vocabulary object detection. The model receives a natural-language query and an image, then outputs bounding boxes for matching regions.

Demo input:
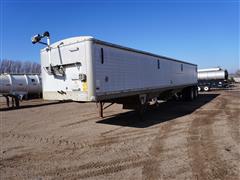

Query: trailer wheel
[182,88,188,101]
[193,87,198,99]
[189,87,194,101]
[203,86,210,92]
[182,87,194,101]
[198,86,201,92]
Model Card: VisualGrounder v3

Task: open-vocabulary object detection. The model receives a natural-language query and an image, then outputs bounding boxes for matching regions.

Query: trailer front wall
[94,43,197,97]
[41,41,89,101]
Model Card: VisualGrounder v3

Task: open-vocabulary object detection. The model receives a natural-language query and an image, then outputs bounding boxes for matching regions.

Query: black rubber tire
[198,86,201,92]
[189,87,194,101]
[136,103,147,120]
[194,87,198,99]
[182,87,195,101]
[182,88,188,101]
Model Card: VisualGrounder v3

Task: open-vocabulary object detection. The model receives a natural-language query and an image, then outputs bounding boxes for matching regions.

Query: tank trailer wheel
[203,86,210,92]
[198,86,201,92]
[151,97,159,107]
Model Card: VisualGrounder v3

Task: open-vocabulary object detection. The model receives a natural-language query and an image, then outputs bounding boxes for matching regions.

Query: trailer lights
[79,74,87,82]
[31,34,42,44]
[31,31,50,46]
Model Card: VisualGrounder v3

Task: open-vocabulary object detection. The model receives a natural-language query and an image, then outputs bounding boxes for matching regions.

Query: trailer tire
[189,87,194,101]
[203,86,210,92]
[182,87,194,101]
[198,86,201,92]
[182,88,188,101]
[194,87,198,99]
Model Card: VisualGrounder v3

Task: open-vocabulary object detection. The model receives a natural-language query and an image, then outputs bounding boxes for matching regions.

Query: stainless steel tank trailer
[32,31,198,118]
[197,67,229,91]
[0,73,41,107]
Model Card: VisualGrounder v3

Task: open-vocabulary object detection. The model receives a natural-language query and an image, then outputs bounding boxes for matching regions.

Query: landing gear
[3,95,20,108]
[97,101,115,118]
[98,101,103,118]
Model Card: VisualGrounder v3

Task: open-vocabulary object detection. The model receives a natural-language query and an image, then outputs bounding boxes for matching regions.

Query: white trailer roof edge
[93,39,197,67]
[41,36,197,67]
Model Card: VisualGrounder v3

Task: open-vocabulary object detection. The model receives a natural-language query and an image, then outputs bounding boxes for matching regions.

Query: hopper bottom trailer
[36,35,198,117]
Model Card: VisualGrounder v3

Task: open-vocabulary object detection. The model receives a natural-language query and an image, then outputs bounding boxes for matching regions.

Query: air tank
[0,74,42,97]
[197,68,228,80]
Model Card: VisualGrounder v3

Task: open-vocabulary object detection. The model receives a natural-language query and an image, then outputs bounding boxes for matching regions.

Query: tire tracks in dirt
[3,129,157,154]
[187,95,233,180]
[221,93,240,145]
[142,120,175,180]
[36,155,150,179]
[225,109,240,144]
[1,128,156,178]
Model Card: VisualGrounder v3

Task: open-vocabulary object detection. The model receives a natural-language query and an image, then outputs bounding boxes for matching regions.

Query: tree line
[0,59,239,77]
[0,59,41,74]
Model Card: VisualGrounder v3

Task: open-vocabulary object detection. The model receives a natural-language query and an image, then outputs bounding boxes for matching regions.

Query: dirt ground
[0,85,239,180]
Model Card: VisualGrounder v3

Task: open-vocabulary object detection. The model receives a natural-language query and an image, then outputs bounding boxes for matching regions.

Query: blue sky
[1,0,239,73]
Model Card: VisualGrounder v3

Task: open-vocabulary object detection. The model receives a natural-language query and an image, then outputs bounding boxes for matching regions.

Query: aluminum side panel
[93,44,197,97]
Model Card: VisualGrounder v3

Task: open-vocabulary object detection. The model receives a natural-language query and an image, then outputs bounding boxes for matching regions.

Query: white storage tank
[0,74,42,97]
[198,68,228,80]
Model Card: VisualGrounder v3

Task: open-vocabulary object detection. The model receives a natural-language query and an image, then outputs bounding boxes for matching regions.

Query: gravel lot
[0,85,239,180]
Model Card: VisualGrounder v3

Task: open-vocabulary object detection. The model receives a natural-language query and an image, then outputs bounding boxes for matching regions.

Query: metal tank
[198,68,228,80]
[198,67,221,72]
[0,74,42,97]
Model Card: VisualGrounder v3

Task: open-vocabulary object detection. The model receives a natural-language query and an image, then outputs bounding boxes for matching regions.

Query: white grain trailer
[37,35,198,117]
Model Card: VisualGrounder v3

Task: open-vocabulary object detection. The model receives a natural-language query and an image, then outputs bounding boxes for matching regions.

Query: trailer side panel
[93,43,197,100]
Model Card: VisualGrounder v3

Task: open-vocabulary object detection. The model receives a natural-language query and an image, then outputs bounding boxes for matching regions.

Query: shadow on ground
[97,93,219,128]
[0,100,73,111]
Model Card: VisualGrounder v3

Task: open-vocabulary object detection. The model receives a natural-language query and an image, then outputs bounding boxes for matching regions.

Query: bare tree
[235,69,240,77]
[0,59,41,74]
